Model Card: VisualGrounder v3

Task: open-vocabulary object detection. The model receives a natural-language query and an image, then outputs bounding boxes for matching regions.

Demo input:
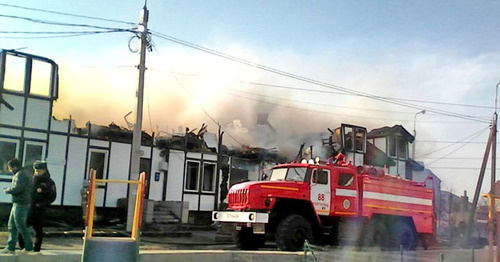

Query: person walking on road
[1,159,33,254]
[19,160,56,252]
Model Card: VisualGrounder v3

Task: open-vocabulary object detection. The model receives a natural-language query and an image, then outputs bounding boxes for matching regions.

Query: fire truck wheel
[392,220,417,251]
[234,227,266,250]
[361,218,389,250]
[276,214,314,251]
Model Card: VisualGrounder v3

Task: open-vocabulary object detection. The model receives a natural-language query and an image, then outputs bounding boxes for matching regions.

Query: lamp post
[412,110,426,159]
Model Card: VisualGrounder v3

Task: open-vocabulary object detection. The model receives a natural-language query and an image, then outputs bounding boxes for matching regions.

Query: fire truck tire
[362,218,389,250]
[391,220,417,251]
[276,214,314,251]
[234,227,266,250]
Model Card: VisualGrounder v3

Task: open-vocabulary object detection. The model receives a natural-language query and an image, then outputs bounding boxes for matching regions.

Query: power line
[425,128,487,166]
[228,89,411,114]
[1,10,489,123]
[170,71,493,111]
[0,14,135,32]
[150,67,489,124]
[157,69,244,146]
[226,91,412,121]
[150,31,490,124]
[0,29,129,39]
[234,80,493,110]
[0,31,125,39]
[429,167,499,170]
[166,70,490,124]
[418,126,490,159]
[418,140,488,144]
[0,3,135,25]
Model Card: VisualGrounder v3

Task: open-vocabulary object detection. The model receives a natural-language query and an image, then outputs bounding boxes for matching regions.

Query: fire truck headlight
[249,213,255,221]
[264,198,272,207]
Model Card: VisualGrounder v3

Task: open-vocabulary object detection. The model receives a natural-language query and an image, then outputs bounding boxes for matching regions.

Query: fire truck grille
[229,189,249,205]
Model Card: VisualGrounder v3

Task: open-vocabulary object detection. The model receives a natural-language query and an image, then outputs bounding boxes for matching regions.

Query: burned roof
[367,125,414,143]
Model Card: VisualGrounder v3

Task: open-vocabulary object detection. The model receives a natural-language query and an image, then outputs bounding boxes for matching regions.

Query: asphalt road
[0,227,493,261]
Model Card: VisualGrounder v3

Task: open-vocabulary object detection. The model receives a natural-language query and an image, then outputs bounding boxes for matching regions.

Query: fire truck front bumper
[212,211,269,224]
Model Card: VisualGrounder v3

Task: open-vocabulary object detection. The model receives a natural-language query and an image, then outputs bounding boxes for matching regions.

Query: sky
[1,1,500,197]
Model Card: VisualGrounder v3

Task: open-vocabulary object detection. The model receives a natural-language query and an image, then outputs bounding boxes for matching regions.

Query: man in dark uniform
[19,160,55,252]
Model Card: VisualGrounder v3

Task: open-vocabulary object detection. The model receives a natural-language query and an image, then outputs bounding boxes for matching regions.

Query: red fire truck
[213,124,435,251]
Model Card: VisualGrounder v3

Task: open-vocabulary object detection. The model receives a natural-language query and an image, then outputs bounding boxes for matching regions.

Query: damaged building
[1,49,445,229]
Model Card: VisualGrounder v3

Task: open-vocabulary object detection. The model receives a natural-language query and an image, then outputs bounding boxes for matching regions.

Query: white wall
[47,134,67,206]
[105,142,131,207]
[374,137,386,152]
[0,94,24,126]
[165,150,184,201]
[25,98,50,129]
[64,137,87,206]
[199,195,215,211]
[148,148,164,201]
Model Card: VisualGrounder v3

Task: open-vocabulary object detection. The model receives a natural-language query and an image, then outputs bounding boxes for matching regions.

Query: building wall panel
[46,134,67,205]
[24,130,46,140]
[0,127,21,137]
[183,193,199,211]
[165,150,184,201]
[199,195,215,211]
[148,148,164,201]
[64,137,87,206]
[0,94,24,126]
[105,142,131,207]
[25,98,50,130]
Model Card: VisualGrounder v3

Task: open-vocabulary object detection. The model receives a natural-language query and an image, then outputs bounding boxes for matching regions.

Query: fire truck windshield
[269,167,309,182]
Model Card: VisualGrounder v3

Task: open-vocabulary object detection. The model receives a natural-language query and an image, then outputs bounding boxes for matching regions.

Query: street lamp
[412,110,426,159]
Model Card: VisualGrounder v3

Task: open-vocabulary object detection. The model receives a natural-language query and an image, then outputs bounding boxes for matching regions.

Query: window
[30,60,52,97]
[185,161,200,191]
[355,128,366,152]
[388,137,397,157]
[270,167,309,182]
[343,126,354,151]
[2,52,57,97]
[312,169,328,185]
[388,137,407,159]
[397,139,407,159]
[3,55,25,92]
[202,162,216,192]
[88,149,108,179]
[0,140,18,174]
[338,173,354,187]
[23,142,45,168]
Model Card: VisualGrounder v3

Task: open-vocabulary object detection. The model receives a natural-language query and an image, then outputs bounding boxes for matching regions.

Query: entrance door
[310,168,331,216]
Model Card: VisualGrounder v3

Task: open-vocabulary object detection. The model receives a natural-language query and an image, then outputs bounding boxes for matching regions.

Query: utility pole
[127,3,149,232]
[465,82,499,252]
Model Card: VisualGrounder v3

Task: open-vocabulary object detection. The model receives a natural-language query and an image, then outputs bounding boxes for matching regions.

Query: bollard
[440,253,444,262]
[400,244,403,262]
[472,246,475,262]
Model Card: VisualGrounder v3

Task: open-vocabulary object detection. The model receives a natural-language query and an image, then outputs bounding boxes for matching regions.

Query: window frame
[184,160,201,192]
[338,173,355,187]
[22,141,46,168]
[0,138,19,174]
[87,148,108,180]
[397,138,408,160]
[311,168,329,185]
[201,162,217,193]
[388,137,397,157]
